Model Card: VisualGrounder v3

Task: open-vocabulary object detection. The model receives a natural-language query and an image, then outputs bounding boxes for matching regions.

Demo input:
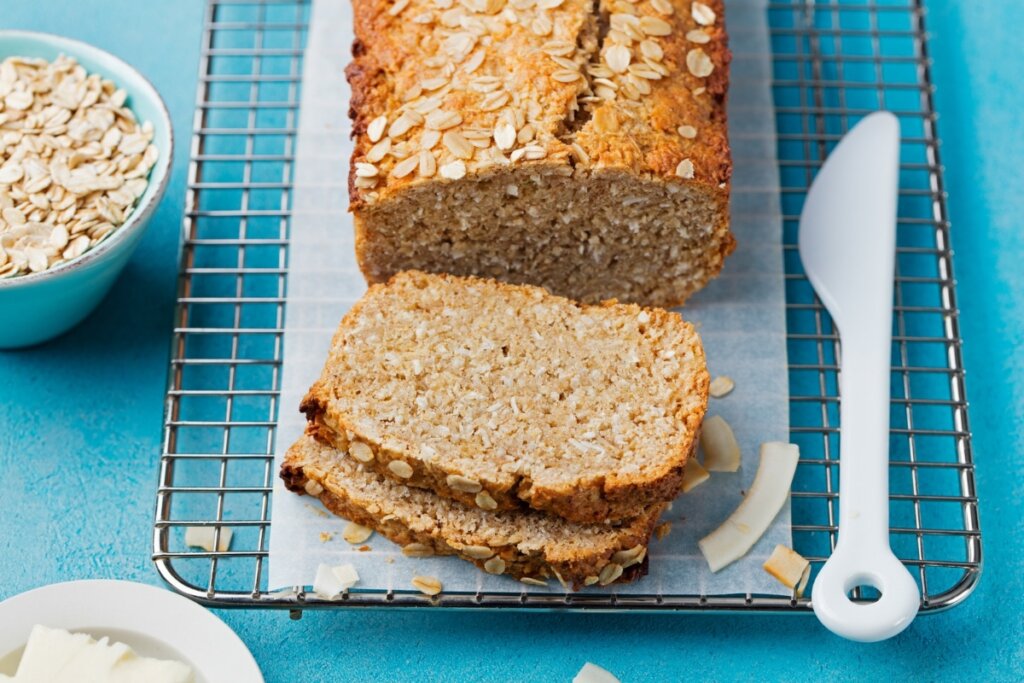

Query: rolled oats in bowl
[0,54,159,279]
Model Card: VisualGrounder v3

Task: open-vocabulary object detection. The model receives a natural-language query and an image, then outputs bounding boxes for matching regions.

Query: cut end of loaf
[355,164,734,307]
[345,0,733,306]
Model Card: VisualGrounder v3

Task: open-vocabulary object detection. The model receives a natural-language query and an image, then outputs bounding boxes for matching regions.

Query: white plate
[0,580,262,683]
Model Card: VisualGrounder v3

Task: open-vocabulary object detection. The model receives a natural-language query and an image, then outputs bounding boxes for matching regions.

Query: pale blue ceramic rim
[0,30,173,290]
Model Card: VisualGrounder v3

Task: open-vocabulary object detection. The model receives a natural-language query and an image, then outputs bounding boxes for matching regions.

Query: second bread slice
[282,434,661,589]
[302,270,709,524]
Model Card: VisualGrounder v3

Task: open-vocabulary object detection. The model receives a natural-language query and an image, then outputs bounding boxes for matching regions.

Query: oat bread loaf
[282,434,661,588]
[301,270,709,524]
[347,0,732,307]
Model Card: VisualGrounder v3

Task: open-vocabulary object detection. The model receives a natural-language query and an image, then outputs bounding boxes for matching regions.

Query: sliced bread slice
[281,434,661,589]
[301,270,709,524]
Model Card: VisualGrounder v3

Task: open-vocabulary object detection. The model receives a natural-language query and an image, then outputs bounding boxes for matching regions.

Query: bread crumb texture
[302,271,709,524]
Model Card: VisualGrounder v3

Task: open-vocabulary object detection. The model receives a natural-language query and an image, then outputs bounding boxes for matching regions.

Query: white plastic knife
[799,111,921,642]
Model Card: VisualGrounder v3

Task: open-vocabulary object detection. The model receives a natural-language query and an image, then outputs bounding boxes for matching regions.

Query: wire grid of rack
[154,0,981,614]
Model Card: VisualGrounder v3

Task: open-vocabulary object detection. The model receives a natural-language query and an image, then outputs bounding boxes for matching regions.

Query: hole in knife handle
[844,574,884,604]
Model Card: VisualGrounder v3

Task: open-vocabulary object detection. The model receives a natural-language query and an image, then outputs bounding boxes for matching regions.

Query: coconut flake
[763,544,811,597]
[184,526,232,552]
[312,563,360,598]
[681,458,710,493]
[701,415,741,472]
[698,442,800,572]
[573,663,621,683]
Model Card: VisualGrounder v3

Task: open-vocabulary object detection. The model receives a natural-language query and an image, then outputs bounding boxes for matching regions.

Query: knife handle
[811,277,920,642]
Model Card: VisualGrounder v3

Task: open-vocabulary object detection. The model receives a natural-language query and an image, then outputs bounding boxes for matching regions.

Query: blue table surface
[1,1,1021,681]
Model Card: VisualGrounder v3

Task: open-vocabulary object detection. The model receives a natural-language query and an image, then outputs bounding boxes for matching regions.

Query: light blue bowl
[0,31,172,349]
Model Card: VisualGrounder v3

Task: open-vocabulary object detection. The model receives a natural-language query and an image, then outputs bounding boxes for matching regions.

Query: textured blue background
[1,1,1021,681]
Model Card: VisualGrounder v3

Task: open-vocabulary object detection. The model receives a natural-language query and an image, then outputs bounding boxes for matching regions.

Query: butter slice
[6,625,192,683]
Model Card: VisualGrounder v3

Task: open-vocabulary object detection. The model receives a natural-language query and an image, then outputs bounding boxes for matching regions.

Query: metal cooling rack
[154,0,981,615]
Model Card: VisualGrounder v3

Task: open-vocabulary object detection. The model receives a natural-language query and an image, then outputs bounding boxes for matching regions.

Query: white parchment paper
[268,0,790,596]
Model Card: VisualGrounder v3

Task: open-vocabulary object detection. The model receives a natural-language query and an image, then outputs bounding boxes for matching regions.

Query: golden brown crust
[346,0,731,202]
[345,0,592,209]
[281,434,659,589]
[300,270,709,524]
[575,0,731,189]
[303,393,699,524]
[302,412,523,514]
[518,436,700,523]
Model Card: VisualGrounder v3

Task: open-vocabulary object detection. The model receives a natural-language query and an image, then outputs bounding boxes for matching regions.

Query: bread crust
[300,270,709,525]
[346,0,730,204]
[281,434,659,589]
[303,400,701,523]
